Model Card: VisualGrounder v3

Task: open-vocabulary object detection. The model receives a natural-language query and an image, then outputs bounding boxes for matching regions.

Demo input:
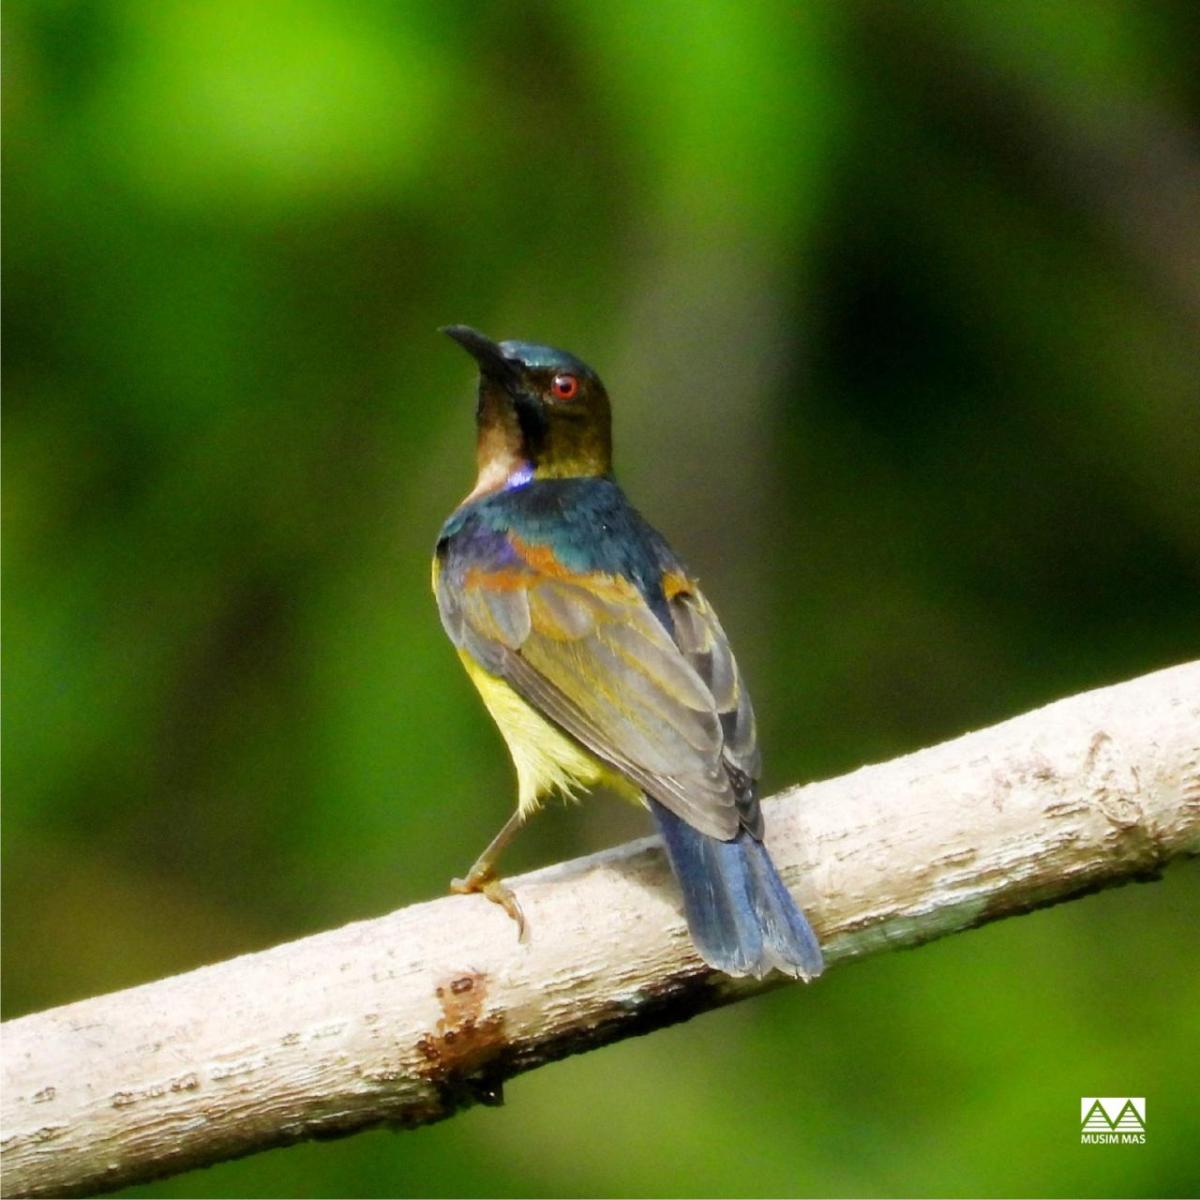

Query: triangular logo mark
[1113,1099,1145,1131]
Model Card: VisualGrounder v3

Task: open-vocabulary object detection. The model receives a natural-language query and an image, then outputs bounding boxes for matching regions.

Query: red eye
[551,373,579,400]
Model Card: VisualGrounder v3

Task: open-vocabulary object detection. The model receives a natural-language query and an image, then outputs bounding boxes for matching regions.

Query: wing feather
[436,529,761,840]
[666,588,763,836]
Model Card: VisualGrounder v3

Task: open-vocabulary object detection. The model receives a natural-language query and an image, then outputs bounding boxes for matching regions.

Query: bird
[432,325,824,980]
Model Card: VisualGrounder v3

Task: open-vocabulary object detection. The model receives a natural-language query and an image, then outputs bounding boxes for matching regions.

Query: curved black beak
[441,325,519,384]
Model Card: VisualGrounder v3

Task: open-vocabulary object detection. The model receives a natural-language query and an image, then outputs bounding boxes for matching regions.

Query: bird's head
[442,325,612,498]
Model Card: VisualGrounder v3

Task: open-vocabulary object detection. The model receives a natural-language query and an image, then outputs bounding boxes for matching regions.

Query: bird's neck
[464,453,533,503]
[465,455,613,503]
[468,422,611,502]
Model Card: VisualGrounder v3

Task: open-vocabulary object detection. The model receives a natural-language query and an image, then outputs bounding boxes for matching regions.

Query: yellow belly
[459,650,642,818]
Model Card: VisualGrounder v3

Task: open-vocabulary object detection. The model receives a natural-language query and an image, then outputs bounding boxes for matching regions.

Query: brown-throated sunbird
[433,326,823,980]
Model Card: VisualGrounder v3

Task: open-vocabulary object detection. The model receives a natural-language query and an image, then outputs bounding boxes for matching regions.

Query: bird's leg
[451,809,527,941]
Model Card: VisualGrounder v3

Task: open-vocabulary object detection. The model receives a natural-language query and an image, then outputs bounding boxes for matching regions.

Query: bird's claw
[451,870,528,942]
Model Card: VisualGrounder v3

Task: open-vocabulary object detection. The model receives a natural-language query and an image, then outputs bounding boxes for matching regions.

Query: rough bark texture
[3,662,1198,1199]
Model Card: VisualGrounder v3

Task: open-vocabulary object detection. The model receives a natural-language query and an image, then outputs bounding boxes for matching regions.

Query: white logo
[1080,1097,1146,1144]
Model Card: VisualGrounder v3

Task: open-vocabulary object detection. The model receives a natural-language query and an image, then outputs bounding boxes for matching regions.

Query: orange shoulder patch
[463,566,532,592]
[508,536,576,580]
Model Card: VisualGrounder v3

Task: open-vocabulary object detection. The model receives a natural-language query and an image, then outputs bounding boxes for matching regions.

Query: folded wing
[437,536,762,841]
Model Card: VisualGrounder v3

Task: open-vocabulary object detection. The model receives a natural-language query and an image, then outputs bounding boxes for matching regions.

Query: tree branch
[3,662,1198,1199]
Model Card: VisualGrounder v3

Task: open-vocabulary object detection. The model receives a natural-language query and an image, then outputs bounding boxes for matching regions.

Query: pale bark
[2,662,1198,1199]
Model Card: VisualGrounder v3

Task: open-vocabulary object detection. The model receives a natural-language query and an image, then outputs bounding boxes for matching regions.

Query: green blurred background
[4,1,1199,1196]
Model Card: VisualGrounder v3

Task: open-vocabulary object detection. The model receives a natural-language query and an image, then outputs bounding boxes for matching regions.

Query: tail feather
[650,798,824,981]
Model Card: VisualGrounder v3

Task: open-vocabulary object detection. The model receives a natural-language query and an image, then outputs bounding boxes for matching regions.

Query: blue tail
[649,798,824,980]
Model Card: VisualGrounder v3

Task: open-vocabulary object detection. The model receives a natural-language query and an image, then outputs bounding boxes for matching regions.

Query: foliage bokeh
[4,1,1199,1196]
